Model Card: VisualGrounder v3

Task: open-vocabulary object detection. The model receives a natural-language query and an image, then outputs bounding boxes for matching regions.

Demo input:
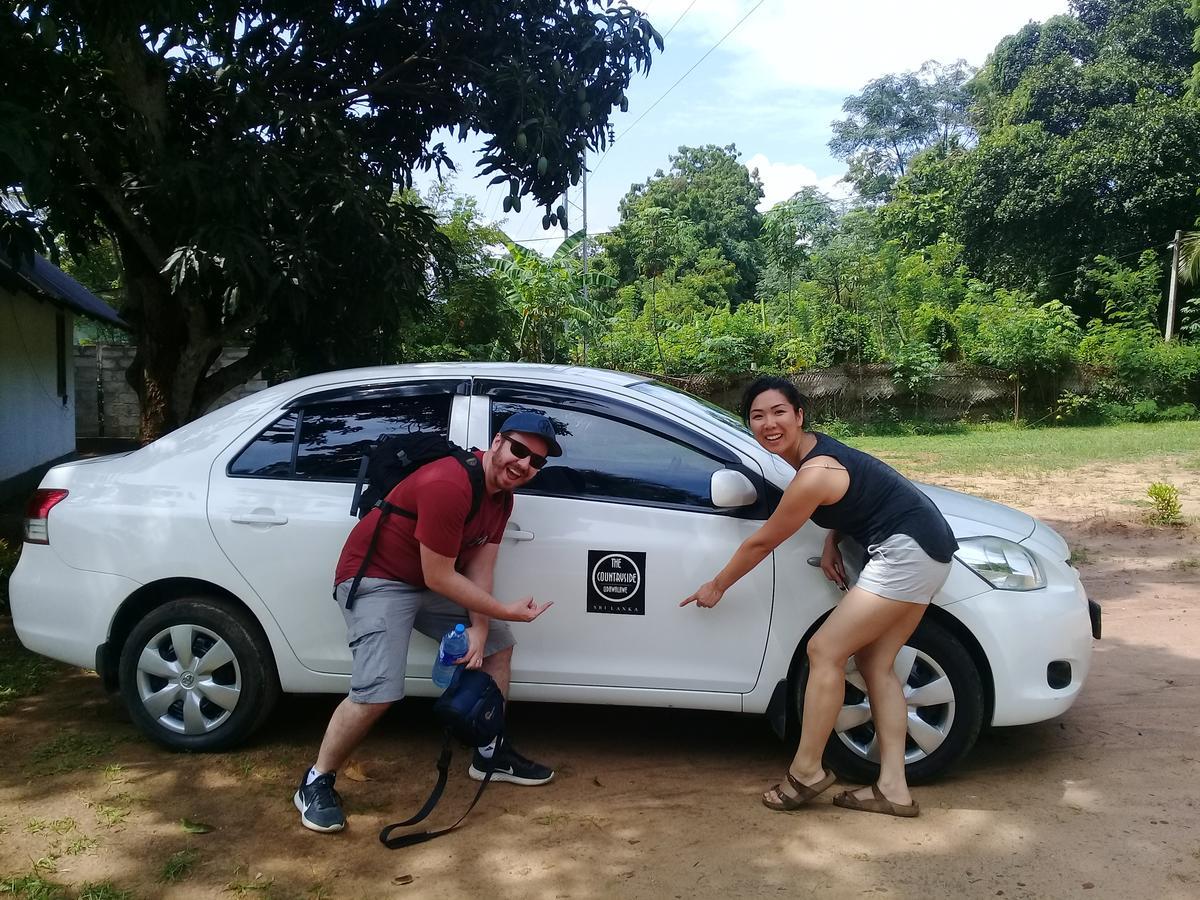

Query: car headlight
[955,536,1046,591]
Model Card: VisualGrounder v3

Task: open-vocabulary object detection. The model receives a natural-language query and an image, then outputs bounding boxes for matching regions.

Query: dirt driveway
[2,457,1199,899]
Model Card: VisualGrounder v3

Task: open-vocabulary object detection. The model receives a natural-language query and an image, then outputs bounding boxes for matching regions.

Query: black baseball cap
[499,411,563,457]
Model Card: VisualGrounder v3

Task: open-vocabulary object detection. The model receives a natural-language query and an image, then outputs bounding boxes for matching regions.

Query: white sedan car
[11,363,1099,782]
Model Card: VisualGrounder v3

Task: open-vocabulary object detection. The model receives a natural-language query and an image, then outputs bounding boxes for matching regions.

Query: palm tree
[491,230,614,363]
[1179,231,1200,286]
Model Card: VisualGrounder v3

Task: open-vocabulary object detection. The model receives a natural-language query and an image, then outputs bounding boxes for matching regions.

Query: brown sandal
[762,769,837,811]
[832,784,919,818]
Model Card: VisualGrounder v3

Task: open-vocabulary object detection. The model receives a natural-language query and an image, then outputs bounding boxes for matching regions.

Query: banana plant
[491,230,615,363]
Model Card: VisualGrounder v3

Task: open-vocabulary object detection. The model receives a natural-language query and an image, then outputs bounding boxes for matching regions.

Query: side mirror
[710,469,758,508]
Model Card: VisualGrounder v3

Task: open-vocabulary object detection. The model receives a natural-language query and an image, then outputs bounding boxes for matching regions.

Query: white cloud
[643,0,1070,93]
[745,153,849,211]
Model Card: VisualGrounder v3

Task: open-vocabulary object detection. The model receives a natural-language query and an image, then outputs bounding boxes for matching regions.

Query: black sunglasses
[498,433,549,469]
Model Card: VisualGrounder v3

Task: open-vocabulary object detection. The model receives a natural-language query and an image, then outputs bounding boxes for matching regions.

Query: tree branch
[194,342,274,413]
[70,145,165,272]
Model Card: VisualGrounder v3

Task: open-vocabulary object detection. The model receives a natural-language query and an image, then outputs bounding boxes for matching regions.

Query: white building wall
[0,285,76,481]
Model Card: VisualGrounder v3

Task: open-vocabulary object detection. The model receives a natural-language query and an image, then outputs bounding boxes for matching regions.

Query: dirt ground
[2,456,1199,899]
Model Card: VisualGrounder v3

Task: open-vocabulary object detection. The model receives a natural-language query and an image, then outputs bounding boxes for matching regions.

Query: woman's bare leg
[846,601,927,805]
[765,587,926,804]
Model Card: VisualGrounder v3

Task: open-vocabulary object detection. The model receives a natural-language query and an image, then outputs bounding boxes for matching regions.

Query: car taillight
[23,489,68,544]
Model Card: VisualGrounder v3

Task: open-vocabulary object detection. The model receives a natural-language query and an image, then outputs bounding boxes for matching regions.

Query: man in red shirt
[295,412,561,833]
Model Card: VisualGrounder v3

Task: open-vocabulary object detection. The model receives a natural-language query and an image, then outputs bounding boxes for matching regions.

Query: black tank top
[799,433,958,563]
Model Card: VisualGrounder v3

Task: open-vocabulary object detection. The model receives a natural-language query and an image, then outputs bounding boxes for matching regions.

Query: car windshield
[630,380,752,438]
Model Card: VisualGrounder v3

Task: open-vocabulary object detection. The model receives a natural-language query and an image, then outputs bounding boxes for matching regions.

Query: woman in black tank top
[681,376,955,818]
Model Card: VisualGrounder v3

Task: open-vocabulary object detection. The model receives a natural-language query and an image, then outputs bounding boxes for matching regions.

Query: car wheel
[793,618,984,785]
[118,597,279,751]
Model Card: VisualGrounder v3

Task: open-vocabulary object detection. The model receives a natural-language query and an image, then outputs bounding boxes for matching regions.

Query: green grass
[847,420,1200,476]
[28,733,117,776]
[0,625,60,715]
[159,849,199,884]
[75,885,131,900]
[1,539,65,714]
[0,874,128,900]
[0,873,69,899]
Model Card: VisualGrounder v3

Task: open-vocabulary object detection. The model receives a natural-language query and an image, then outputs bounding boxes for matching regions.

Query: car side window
[230,394,452,480]
[490,401,722,509]
[228,411,299,477]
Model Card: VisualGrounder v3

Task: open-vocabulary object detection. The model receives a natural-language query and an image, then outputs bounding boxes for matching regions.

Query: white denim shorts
[852,533,952,605]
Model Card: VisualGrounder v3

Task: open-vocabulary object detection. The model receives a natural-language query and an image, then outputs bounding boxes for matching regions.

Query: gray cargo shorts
[849,533,952,605]
[334,577,516,704]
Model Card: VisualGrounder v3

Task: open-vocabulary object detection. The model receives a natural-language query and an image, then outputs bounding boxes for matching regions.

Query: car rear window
[229,394,452,480]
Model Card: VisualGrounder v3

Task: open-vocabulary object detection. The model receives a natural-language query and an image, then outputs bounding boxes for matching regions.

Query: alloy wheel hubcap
[134,623,242,735]
[834,645,956,765]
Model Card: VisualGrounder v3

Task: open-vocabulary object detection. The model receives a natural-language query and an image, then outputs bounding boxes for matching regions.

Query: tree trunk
[119,245,225,443]
[649,275,666,373]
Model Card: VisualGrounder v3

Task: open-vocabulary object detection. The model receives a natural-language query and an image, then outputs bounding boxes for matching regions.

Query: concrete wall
[75,344,266,439]
[0,285,75,482]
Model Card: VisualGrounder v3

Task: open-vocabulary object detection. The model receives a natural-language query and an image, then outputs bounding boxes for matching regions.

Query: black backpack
[344,432,485,611]
[378,668,506,850]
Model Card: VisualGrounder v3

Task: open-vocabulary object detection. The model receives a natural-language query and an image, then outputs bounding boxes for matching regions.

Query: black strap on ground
[378,734,499,849]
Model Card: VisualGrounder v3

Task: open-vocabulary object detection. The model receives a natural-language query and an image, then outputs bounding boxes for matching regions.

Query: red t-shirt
[334,451,513,588]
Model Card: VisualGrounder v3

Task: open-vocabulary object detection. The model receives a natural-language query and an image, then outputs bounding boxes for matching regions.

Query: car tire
[792,617,984,785]
[118,596,279,751]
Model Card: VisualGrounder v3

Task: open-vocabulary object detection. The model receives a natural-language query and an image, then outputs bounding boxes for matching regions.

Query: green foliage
[830,60,975,201]
[0,2,662,438]
[604,144,763,303]
[1085,251,1162,331]
[891,342,942,395]
[956,290,1081,377]
[915,1,1200,303]
[1079,322,1200,405]
[1147,482,1185,525]
[399,187,516,362]
[491,231,615,364]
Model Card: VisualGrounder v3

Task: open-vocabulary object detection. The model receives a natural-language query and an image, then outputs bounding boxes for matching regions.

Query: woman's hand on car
[821,537,848,590]
[681,580,725,609]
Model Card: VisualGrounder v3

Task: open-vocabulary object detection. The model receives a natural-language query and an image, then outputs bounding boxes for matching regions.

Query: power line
[593,0,770,173]
[505,230,612,244]
[662,0,700,39]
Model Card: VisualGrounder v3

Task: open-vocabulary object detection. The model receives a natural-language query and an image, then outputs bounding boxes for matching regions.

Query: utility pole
[576,150,585,309]
[1166,230,1181,341]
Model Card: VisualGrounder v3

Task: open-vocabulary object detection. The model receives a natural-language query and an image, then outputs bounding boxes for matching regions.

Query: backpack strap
[346,452,487,612]
[349,454,371,518]
[452,450,487,523]
[378,734,502,850]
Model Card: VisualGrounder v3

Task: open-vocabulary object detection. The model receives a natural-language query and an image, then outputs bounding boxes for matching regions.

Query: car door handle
[504,525,535,542]
[231,512,289,526]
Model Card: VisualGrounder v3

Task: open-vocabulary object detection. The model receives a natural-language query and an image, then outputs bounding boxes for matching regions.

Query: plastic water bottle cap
[454,624,465,634]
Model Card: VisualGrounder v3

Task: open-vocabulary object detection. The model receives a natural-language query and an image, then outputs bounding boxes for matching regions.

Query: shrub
[1146,482,1184,527]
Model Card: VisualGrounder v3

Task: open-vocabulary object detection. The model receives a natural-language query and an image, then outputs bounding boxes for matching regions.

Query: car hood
[916,482,1035,543]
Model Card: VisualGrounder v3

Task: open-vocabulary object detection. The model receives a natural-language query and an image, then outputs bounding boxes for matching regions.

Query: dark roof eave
[0,250,129,330]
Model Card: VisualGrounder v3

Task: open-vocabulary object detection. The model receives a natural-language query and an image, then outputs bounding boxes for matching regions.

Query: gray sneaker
[294,771,346,832]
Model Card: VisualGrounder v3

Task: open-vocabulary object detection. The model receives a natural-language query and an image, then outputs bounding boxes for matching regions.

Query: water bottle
[431,623,469,689]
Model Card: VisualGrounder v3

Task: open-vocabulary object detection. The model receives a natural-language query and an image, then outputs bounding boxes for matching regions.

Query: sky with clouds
[417,0,1070,247]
